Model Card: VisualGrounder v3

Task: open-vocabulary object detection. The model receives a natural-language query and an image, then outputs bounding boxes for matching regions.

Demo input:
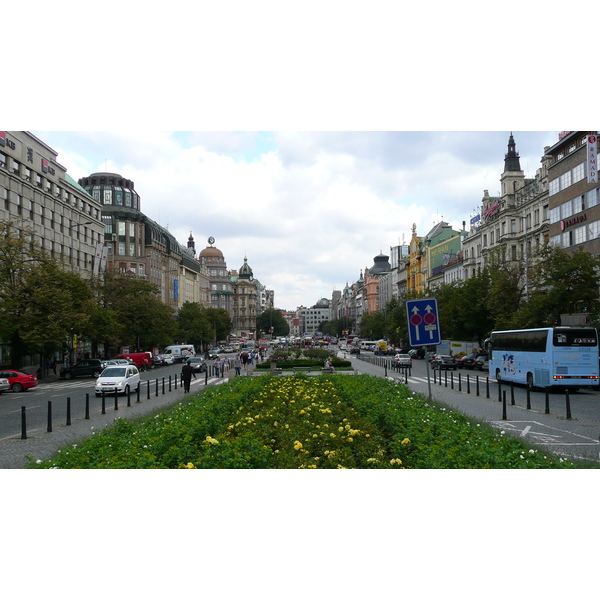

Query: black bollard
[102,391,106,414]
[47,400,53,432]
[526,386,531,410]
[502,391,507,420]
[169,375,172,392]
[85,393,90,419]
[444,370,448,387]
[162,378,165,395]
[174,374,178,389]
[205,370,208,385]
[545,388,550,414]
[497,380,501,402]
[486,377,490,399]
[458,373,462,392]
[114,388,118,410]
[467,375,470,394]
[127,386,131,407]
[147,380,150,399]
[476,376,479,396]
[136,383,141,403]
[21,406,27,439]
[510,382,515,405]
[155,379,159,397]
[565,389,572,420]
[385,364,387,377]
[66,397,71,426]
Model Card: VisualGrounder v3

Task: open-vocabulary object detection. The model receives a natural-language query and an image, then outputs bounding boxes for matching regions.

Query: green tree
[525,245,600,326]
[359,311,386,340]
[256,308,290,337]
[177,302,213,350]
[0,222,93,367]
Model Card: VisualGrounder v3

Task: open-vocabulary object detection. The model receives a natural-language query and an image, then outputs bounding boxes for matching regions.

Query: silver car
[95,366,140,397]
[0,377,10,394]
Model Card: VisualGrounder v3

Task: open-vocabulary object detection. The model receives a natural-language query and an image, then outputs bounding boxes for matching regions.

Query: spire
[187,231,195,255]
[504,132,522,173]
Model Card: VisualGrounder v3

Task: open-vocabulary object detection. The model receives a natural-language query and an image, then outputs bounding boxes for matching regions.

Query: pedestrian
[215,358,222,378]
[234,355,242,376]
[181,360,195,393]
[51,358,57,375]
[45,358,51,377]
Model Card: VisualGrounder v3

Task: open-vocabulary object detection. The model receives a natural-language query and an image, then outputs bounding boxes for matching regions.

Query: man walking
[181,360,195,393]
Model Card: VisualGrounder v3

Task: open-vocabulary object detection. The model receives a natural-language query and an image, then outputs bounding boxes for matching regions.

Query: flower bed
[28,375,580,469]
[256,358,352,370]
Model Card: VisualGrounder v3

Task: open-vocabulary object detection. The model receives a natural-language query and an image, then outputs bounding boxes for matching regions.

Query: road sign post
[406,298,441,400]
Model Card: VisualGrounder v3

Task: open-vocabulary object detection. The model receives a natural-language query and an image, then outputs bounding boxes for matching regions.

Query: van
[162,345,195,362]
[113,352,153,370]
[359,340,377,351]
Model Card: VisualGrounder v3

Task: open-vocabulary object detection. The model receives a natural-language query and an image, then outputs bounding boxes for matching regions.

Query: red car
[0,370,39,392]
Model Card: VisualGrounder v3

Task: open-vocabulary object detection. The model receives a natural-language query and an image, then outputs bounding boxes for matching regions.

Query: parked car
[394,353,413,367]
[0,377,11,394]
[427,352,438,362]
[457,355,477,369]
[60,359,106,379]
[473,355,489,371]
[432,355,458,370]
[348,347,360,354]
[186,357,207,372]
[152,355,164,367]
[104,359,133,367]
[158,354,174,365]
[0,370,39,392]
[113,352,152,370]
[95,365,140,397]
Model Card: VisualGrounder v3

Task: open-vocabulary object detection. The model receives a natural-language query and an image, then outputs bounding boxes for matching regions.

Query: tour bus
[487,327,599,390]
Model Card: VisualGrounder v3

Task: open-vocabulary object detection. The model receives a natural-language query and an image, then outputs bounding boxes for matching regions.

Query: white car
[95,365,140,397]
[159,354,174,365]
[394,353,412,366]
[0,377,10,394]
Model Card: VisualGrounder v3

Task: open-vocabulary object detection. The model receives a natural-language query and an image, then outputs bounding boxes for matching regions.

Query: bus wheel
[495,368,502,381]
[526,373,535,391]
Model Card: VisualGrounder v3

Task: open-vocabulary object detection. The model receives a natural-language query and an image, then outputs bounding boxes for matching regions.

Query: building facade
[1,131,104,276]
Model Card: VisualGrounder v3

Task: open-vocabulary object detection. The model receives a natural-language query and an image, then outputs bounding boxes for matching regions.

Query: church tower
[500,132,525,206]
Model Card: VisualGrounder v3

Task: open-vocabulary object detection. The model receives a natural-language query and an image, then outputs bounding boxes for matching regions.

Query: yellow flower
[401,438,411,445]
[294,441,303,451]
[338,427,344,432]
[184,462,196,469]
[390,458,403,465]
[347,437,353,442]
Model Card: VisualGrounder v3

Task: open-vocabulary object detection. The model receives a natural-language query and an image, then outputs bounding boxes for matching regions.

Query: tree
[526,246,600,326]
[256,308,290,337]
[88,270,177,353]
[0,222,93,366]
[177,302,213,350]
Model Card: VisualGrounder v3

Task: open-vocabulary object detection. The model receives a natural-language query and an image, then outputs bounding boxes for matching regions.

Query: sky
[29,130,561,311]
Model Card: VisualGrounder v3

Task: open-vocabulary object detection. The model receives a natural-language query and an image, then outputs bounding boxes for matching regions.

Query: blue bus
[488,327,599,390]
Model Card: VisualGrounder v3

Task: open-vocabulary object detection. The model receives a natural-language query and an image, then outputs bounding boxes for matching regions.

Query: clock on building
[208,236,215,245]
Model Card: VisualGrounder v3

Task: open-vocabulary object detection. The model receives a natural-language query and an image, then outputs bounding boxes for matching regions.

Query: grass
[27,374,589,469]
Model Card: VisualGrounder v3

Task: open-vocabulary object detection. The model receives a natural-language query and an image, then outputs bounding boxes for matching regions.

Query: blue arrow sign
[406,298,441,347]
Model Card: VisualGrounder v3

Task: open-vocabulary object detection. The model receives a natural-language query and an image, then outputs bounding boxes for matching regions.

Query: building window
[115,187,123,205]
[129,244,135,256]
[561,200,573,219]
[129,223,135,237]
[104,189,112,204]
[118,222,126,236]
[549,178,559,196]
[118,242,126,255]
[574,226,586,245]
[125,191,131,207]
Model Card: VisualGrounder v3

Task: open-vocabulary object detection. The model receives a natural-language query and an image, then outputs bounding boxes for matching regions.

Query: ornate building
[363,253,391,314]
[198,238,233,315]
[231,257,259,338]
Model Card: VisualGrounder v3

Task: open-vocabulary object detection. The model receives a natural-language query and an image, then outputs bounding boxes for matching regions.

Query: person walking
[234,355,242,376]
[215,357,222,378]
[181,360,195,393]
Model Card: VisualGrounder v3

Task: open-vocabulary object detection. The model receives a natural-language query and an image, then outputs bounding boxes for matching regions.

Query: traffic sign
[406,298,441,346]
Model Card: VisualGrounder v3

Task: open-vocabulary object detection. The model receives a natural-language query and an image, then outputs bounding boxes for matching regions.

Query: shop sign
[560,213,587,230]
